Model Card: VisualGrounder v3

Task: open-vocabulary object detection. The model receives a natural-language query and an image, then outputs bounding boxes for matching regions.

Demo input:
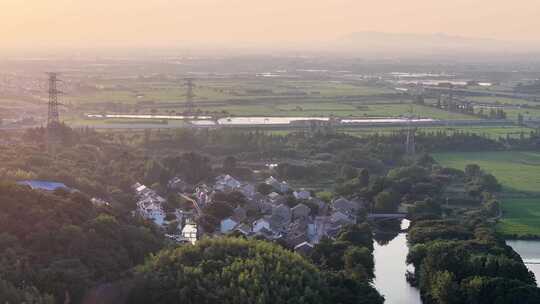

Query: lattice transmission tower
[405,104,416,156]
[184,77,195,114]
[46,72,62,153]
[47,72,61,127]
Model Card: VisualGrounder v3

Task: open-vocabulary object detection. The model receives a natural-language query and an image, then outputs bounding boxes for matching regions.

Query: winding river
[372,226,540,303]
[373,220,422,304]
[507,240,540,286]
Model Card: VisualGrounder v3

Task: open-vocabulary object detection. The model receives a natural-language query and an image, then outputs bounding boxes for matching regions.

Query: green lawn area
[434,151,540,237]
[495,198,540,237]
[434,151,540,193]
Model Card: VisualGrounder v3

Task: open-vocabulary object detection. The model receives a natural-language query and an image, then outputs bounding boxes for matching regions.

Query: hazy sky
[2,0,540,51]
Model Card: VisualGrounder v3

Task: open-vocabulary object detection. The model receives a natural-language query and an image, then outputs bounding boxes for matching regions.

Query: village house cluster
[132,182,197,244]
[133,173,367,254]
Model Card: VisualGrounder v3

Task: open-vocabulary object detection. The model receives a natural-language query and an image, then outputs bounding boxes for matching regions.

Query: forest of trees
[1,125,540,303]
[0,182,164,303]
[407,219,539,304]
[400,163,538,303]
[0,180,376,303]
[128,237,383,304]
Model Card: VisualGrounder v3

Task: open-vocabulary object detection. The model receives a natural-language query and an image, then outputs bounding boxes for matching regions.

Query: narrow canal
[373,219,422,304]
[507,240,540,287]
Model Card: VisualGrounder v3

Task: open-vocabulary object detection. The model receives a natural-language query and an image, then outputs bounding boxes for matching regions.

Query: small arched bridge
[367,213,409,233]
[367,213,407,221]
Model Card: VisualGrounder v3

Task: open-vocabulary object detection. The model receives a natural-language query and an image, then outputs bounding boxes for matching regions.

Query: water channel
[506,240,540,287]
[372,226,540,304]
[373,219,422,304]
[86,114,436,126]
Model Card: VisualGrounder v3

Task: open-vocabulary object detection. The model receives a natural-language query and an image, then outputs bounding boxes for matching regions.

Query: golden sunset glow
[2,0,540,51]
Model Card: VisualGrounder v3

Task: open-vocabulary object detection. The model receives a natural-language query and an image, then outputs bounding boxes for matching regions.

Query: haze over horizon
[2,0,540,55]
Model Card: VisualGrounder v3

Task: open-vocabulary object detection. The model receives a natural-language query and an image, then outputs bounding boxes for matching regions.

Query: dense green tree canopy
[407,219,539,304]
[0,182,164,303]
[0,279,54,304]
[129,238,383,304]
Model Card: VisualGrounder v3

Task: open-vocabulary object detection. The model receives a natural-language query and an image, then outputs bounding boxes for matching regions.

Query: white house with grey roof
[181,222,198,244]
[133,182,167,227]
[272,204,292,224]
[239,183,256,198]
[265,176,289,193]
[215,174,242,192]
[293,189,311,200]
[332,197,361,216]
[330,210,356,226]
[253,217,272,233]
[294,241,314,256]
[291,203,310,220]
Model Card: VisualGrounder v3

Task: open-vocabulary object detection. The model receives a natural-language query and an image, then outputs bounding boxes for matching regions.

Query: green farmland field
[469,96,540,106]
[68,79,395,105]
[434,151,540,193]
[345,125,534,138]
[434,151,540,237]
[194,103,478,119]
[495,198,540,237]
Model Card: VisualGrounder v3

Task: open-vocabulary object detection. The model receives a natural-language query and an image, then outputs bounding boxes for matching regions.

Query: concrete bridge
[367,213,407,220]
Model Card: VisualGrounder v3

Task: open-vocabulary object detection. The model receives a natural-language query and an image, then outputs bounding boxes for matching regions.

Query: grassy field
[467,96,540,106]
[495,198,540,237]
[470,106,540,121]
[434,151,540,193]
[70,101,480,126]
[469,96,540,106]
[434,151,540,237]
[345,126,534,139]
[197,126,534,140]
[145,103,478,120]
[68,79,395,105]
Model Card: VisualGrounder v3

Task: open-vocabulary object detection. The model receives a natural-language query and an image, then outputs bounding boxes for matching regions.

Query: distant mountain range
[322,31,539,56]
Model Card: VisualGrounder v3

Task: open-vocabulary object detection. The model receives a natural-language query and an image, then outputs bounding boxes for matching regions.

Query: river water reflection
[506,240,540,287]
[373,220,422,304]
[85,114,436,126]
[373,231,540,303]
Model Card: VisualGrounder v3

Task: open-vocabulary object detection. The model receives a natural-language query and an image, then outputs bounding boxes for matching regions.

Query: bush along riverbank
[406,217,540,303]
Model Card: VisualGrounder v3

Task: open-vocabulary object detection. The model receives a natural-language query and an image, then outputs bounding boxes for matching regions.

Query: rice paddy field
[434,151,540,237]
[345,125,534,138]
[195,103,478,120]
[66,78,493,121]
[68,79,396,105]
[469,96,540,107]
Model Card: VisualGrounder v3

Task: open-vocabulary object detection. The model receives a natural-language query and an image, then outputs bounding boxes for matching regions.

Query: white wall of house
[253,218,271,233]
[182,224,198,244]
